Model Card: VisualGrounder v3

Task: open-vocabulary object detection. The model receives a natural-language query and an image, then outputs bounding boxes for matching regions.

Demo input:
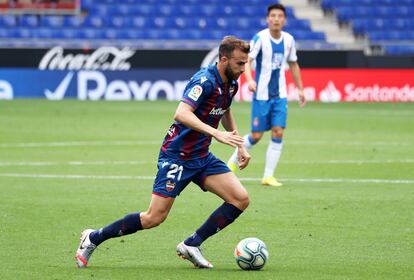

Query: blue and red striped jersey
[161,64,239,160]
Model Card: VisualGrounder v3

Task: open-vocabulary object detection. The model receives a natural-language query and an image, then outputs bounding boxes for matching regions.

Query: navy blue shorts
[251,98,288,132]
[152,152,231,198]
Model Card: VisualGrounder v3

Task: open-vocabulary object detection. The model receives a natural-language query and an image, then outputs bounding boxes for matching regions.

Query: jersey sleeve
[181,78,214,110]
[249,34,262,60]
[287,36,298,62]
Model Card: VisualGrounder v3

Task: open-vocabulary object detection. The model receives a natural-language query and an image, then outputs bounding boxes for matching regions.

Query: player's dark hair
[267,3,286,16]
[218,36,250,59]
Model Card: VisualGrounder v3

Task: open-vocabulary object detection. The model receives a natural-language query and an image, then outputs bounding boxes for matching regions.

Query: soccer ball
[234,237,269,270]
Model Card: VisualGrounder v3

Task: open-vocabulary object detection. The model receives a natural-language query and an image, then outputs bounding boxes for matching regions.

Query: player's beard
[224,65,240,81]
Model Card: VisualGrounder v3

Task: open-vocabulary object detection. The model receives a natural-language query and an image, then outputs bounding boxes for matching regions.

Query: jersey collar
[212,63,237,87]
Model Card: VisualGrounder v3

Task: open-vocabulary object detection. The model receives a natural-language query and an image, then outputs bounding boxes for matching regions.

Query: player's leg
[262,98,287,187]
[140,194,175,228]
[178,156,249,268]
[227,99,269,172]
[183,172,249,247]
[75,152,181,268]
[89,194,174,245]
[75,194,174,268]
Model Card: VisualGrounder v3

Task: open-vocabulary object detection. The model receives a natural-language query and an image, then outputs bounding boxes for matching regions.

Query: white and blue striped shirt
[249,29,297,100]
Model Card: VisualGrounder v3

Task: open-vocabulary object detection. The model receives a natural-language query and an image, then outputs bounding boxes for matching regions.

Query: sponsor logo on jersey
[209,107,227,116]
[272,53,283,70]
[166,180,176,192]
[188,85,203,101]
[200,76,208,84]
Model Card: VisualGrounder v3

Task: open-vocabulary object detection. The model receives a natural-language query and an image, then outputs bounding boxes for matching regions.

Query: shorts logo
[166,180,176,192]
[188,85,203,101]
[253,117,259,127]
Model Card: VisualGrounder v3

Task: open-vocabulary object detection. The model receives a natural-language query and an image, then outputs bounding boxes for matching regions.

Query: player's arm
[244,57,256,92]
[174,102,244,148]
[221,108,238,132]
[221,109,251,170]
[288,61,306,107]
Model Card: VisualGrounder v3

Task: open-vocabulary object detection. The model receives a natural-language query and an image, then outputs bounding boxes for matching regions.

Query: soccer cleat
[75,229,97,268]
[261,176,283,187]
[176,242,213,268]
[227,161,238,173]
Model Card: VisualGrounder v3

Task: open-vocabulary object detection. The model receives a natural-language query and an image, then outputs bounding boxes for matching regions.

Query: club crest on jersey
[188,85,203,101]
[166,180,176,192]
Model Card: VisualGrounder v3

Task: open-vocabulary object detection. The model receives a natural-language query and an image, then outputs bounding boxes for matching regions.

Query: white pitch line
[0,160,152,166]
[288,140,413,146]
[0,173,154,180]
[0,173,412,185]
[243,178,414,184]
[282,159,414,164]
[0,140,160,148]
[0,139,412,148]
[0,159,413,167]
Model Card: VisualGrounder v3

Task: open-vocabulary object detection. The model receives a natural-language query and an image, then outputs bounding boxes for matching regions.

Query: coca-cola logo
[38,46,135,71]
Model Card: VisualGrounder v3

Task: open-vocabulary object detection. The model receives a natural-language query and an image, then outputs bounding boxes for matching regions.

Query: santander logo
[209,107,227,116]
[319,81,342,103]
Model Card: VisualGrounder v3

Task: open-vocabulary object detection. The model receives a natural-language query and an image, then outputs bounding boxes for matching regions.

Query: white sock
[263,139,283,178]
[228,134,254,164]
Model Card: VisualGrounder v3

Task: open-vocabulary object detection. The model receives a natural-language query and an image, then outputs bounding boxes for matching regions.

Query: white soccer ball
[234,237,269,270]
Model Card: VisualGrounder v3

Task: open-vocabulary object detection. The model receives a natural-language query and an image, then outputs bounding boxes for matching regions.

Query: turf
[0,100,413,280]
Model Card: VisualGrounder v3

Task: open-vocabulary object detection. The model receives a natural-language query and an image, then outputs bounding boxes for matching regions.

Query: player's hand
[237,146,251,170]
[298,89,306,107]
[248,80,257,92]
[213,130,244,147]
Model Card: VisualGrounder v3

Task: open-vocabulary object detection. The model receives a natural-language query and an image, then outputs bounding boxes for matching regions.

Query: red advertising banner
[0,0,80,15]
[237,69,414,102]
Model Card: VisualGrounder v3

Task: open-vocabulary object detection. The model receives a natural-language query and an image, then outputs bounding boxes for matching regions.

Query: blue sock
[89,212,143,246]
[271,137,283,144]
[184,203,243,247]
[247,134,257,145]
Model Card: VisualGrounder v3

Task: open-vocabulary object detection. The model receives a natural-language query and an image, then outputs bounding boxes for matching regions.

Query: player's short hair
[267,3,286,16]
[218,36,250,59]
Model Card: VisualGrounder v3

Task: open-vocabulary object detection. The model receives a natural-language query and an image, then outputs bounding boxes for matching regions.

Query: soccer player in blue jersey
[228,3,306,187]
[75,36,251,269]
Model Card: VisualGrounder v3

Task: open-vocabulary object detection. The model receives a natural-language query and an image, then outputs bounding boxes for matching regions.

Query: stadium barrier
[0,47,413,102]
[1,68,413,102]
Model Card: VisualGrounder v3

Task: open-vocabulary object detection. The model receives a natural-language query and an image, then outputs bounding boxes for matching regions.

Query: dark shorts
[152,152,231,198]
[251,98,288,132]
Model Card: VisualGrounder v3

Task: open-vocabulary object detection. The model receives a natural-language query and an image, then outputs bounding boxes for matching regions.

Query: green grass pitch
[0,100,413,280]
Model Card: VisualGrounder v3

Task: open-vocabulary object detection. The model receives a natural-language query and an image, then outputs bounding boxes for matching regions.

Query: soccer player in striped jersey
[228,3,306,187]
[75,36,251,269]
